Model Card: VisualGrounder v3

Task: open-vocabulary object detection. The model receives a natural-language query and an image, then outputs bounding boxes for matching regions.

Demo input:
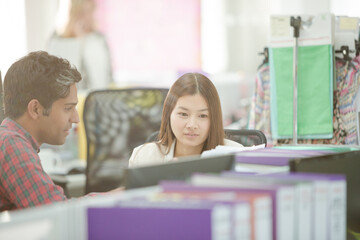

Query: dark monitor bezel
[123,153,236,190]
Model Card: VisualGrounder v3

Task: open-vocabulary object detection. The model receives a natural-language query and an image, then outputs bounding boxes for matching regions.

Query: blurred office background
[0,0,358,126]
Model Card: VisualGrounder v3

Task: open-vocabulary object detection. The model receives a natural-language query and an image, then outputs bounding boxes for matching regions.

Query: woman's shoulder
[129,142,166,167]
[224,138,244,147]
[133,142,160,152]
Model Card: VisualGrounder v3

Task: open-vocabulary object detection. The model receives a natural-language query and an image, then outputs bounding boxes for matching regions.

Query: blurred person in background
[48,0,113,90]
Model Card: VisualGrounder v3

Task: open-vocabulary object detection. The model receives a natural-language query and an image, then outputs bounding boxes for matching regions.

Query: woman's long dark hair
[158,73,224,153]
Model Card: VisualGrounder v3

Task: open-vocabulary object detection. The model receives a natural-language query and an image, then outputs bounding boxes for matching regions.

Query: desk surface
[45,158,86,175]
[47,159,86,198]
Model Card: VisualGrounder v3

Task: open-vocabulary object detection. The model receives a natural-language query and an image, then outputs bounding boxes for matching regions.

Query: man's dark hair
[3,51,82,118]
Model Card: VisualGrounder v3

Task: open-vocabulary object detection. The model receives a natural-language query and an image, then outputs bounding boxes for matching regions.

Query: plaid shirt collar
[2,118,40,153]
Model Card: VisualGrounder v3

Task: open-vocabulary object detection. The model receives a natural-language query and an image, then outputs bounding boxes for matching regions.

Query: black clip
[258,47,269,69]
[335,45,355,70]
[290,16,302,38]
[355,40,360,57]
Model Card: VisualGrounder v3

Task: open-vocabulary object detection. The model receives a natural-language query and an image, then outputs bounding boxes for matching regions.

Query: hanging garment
[336,56,360,145]
[248,63,278,146]
[249,54,346,146]
[276,88,346,145]
[269,45,334,139]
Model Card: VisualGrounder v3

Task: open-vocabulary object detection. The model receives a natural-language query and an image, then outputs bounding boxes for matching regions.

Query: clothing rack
[256,14,353,145]
[290,16,301,145]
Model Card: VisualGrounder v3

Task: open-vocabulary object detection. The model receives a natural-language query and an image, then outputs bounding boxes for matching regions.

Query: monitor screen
[289,150,360,232]
[123,154,235,190]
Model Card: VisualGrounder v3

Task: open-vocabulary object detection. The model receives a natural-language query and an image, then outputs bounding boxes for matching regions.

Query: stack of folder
[83,169,345,240]
[0,146,353,240]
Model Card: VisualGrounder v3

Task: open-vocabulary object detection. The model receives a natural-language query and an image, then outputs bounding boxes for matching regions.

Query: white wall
[0,0,58,76]
[25,0,58,52]
[0,1,27,77]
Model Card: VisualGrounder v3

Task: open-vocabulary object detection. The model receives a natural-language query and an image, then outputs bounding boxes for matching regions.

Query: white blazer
[128,139,243,168]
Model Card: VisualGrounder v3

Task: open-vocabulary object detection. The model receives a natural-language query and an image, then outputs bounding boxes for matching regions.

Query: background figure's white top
[47,32,113,90]
[128,139,243,168]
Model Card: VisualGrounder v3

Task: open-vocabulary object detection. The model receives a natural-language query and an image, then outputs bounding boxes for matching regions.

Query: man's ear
[27,99,43,119]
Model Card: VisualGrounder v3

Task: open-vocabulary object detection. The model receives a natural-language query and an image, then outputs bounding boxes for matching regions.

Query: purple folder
[235,149,332,166]
[88,206,214,240]
[250,148,332,155]
[236,154,296,166]
[266,172,346,181]
[161,179,294,240]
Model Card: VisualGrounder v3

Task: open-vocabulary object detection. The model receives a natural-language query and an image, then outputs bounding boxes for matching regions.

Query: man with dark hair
[0,51,116,211]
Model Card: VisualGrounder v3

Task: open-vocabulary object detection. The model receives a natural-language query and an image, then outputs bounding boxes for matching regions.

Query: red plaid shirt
[0,118,67,211]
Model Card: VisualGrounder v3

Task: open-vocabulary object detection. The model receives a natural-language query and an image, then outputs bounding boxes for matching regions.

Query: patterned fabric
[335,57,360,145]
[248,64,276,146]
[249,61,347,146]
[0,118,66,211]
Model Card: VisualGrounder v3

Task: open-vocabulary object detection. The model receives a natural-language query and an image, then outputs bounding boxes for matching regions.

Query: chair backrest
[83,88,168,193]
[146,129,267,147]
[224,129,267,147]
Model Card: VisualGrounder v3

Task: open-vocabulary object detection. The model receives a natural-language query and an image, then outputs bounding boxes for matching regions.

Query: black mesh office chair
[146,129,267,147]
[224,129,267,147]
[83,88,168,193]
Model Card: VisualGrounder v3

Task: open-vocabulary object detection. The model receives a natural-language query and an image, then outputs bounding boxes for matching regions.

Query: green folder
[274,145,359,153]
[269,45,333,139]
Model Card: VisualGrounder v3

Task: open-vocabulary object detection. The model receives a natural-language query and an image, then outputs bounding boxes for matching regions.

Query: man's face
[36,84,79,145]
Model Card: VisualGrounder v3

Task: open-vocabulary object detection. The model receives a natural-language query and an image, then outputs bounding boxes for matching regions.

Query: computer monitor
[289,150,360,232]
[123,154,236,190]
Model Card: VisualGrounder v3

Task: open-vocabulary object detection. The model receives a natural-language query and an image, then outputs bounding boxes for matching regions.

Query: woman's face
[170,94,210,153]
